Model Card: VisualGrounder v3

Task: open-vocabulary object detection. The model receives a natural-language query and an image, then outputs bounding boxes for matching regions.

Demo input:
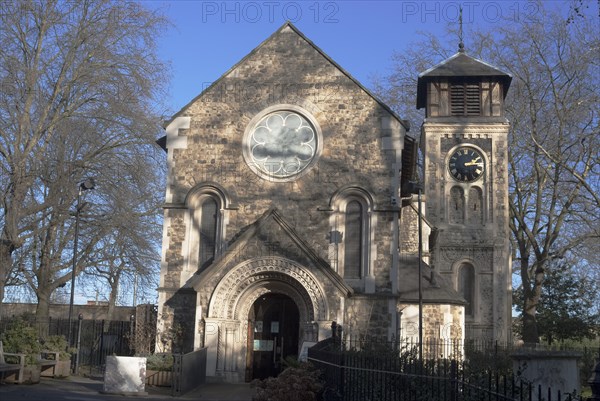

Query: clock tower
[417,46,513,342]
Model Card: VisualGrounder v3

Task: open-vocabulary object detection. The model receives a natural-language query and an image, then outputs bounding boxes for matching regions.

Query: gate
[172,347,207,396]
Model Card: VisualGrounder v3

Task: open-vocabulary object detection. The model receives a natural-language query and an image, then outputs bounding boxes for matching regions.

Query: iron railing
[308,337,586,401]
[0,316,135,376]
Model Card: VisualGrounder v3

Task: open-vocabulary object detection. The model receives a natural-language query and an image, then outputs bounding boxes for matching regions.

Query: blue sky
[147,0,582,115]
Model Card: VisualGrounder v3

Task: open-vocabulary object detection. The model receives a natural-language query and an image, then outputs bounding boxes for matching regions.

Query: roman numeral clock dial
[448,147,485,182]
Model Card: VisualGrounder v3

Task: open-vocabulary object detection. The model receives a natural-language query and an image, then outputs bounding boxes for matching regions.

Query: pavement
[0,376,255,401]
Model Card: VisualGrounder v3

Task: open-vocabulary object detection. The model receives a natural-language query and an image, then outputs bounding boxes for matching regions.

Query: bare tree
[373,3,599,343]
[80,187,163,321]
[485,7,599,343]
[0,0,169,319]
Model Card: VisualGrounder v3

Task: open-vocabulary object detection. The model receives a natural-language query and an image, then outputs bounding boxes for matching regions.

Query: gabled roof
[163,21,408,131]
[184,207,353,296]
[398,259,466,305]
[400,135,418,197]
[416,51,512,109]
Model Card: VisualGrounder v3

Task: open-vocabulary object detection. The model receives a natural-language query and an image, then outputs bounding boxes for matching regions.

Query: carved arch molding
[208,257,328,322]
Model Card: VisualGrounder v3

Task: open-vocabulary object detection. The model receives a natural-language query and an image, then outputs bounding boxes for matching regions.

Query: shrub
[0,317,42,365]
[251,361,323,401]
[463,342,513,375]
[42,335,73,361]
[144,353,174,371]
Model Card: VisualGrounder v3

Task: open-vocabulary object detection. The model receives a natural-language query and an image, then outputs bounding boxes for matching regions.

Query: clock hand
[464,160,484,167]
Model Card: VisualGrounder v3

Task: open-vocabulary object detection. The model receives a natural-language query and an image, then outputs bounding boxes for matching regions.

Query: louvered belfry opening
[450,80,481,116]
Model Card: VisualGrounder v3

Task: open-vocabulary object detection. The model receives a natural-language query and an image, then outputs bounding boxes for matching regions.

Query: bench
[0,341,26,384]
[38,350,60,377]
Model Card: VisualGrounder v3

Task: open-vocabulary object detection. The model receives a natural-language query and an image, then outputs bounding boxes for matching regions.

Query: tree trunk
[521,261,545,344]
[107,285,118,323]
[106,274,121,330]
[35,289,51,338]
[0,241,12,317]
[521,300,539,344]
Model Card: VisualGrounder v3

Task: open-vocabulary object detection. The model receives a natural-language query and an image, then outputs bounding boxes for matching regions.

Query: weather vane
[458,5,465,52]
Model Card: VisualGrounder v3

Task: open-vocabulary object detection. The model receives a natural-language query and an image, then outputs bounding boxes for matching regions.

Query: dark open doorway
[246,293,300,381]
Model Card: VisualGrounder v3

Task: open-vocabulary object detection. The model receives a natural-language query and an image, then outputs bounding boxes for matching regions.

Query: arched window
[458,263,475,317]
[449,186,465,224]
[330,187,373,287]
[199,197,218,269]
[344,200,363,279]
[467,187,483,224]
[184,184,229,278]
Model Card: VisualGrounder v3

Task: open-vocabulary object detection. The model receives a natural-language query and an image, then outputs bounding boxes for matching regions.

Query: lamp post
[404,180,424,361]
[415,182,423,362]
[74,313,83,375]
[67,178,95,348]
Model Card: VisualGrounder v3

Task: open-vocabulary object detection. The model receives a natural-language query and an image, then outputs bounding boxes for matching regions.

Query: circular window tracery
[244,109,319,180]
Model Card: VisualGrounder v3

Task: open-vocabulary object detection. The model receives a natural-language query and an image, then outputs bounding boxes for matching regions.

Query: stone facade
[418,52,513,342]
[155,23,503,382]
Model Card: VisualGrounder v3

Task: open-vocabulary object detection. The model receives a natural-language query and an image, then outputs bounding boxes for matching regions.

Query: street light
[415,181,424,362]
[67,178,95,348]
[404,180,424,361]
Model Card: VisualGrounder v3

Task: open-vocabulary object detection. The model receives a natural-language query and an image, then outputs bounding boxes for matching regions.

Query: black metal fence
[308,337,584,401]
[76,319,134,376]
[0,316,135,376]
[0,315,209,396]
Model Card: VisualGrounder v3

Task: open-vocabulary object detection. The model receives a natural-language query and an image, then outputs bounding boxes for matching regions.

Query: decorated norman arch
[208,257,328,322]
[201,257,335,381]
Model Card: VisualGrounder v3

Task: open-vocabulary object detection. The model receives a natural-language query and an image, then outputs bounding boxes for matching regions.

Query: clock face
[246,111,317,179]
[448,147,485,182]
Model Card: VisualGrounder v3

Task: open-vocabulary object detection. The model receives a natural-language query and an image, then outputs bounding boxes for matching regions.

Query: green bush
[0,317,42,365]
[463,342,513,375]
[43,335,73,361]
[536,337,600,388]
[144,353,174,371]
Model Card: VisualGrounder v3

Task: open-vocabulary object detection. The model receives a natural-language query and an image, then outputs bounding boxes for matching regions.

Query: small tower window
[467,187,483,224]
[459,263,475,317]
[449,186,465,224]
[450,81,481,116]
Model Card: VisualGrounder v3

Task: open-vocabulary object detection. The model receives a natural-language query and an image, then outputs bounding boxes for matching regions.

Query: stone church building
[156,22,512,382]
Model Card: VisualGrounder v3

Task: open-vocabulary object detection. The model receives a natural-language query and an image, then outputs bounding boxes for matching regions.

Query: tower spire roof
[416,52,512,110]
[458,5,465,53]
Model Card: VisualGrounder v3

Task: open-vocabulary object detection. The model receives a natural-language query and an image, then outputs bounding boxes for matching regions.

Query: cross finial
[458,5,465,52]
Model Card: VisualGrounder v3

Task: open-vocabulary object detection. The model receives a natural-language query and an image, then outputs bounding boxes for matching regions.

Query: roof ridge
[164,21,408,130]
[419,51,512,78]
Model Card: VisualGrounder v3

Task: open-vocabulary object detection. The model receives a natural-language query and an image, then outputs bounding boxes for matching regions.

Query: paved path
[0,376,255,401]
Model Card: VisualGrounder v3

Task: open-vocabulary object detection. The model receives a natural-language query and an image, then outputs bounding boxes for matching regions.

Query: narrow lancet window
[344,200,363,279]
[449,186,465,224]
[199,198,218,269]
[459,263,475,317]
[468,187,483,224]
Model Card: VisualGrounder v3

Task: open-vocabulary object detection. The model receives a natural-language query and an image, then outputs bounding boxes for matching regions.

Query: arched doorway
[246,293,300,380]
[203,257,335,382]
